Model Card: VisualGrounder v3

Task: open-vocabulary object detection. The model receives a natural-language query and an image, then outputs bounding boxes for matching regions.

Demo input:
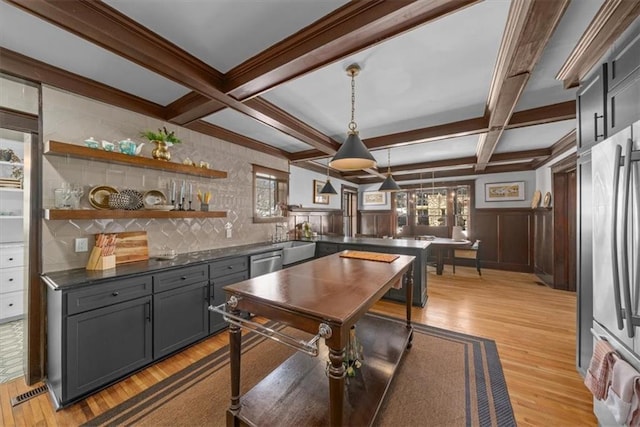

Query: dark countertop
[42,241,289,291]
[303,235,430,250]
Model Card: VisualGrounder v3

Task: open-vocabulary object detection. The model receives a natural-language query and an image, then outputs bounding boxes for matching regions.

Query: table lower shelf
[231,313,412,426]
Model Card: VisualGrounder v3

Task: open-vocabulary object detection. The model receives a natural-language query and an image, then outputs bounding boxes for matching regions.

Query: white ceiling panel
[0,2,190,106]
[495,120,576,153]
[516,0,605,111]
[103,0,349,73]
[202,109,310,153]
[262,1,511,140]
[370,135,480,167]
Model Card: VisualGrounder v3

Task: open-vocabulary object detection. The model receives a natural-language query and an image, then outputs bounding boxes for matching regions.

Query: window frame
[252,164,289,223]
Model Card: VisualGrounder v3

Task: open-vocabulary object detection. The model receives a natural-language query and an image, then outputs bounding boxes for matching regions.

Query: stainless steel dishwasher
[250,250,283,278]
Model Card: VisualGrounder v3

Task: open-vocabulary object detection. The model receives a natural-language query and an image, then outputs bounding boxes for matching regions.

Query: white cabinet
[0,243,24,322]
[0,138,25,323]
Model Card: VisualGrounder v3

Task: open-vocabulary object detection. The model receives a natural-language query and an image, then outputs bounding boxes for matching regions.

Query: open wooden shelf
[45,140,227,179]
[44,209,227,220]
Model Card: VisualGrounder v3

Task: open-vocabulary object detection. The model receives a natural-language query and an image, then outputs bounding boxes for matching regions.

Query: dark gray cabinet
[153,282,209,359]
[47,274,153,407]
[577,64,607,154]
[67,296,152,401]
[209,257,248,334]
[315,242,339,257]
[608,33,640,136]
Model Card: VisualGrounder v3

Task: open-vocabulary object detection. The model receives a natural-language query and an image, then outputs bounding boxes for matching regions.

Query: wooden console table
[221,251,415,426]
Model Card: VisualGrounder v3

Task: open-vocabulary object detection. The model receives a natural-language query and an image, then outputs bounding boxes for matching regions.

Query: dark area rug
[83,313,515,427]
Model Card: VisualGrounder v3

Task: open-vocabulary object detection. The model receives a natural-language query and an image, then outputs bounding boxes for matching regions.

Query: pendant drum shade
[319,180,337,195]
[329,64,377,171]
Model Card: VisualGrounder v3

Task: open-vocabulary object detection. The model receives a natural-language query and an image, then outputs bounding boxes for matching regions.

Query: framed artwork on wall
[313,180,329,204]
[484,181,525,202]
[362,191,386,206]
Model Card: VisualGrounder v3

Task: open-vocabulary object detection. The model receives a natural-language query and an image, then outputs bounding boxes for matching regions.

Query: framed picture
[485,181,525,202]
[313,180,329,204]
[362,191,386,206]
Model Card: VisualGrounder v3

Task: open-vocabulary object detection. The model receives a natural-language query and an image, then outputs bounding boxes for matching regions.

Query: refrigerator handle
[612,144,625,331]
[621,139,634,338]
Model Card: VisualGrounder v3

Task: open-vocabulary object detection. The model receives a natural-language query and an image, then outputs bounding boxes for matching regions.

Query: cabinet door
[316,242,339,258]
[577,64,607,153]
[153,282,209,359]
[210,271,248,335]
[608,74,640,136]
[65,296,152,402]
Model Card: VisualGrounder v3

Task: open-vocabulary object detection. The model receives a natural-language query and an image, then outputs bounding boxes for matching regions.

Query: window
[252,164,288,223]
[415,188,448,226]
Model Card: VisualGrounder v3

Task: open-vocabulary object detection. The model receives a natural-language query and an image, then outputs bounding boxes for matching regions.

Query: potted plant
[140,127,182,161]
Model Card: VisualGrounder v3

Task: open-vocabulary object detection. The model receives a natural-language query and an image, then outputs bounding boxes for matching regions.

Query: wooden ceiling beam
[165,93,226,125]
[0,48,166,119]
[5,0,339,155]
[475,0,571,171]
[162,0,480,127]
[184,121,290,160]
[556,0,640,89]
[506,100,575,129]
[225,0,481,100]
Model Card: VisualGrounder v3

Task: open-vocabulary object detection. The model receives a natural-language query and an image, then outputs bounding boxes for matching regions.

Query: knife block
[86,247,116,270]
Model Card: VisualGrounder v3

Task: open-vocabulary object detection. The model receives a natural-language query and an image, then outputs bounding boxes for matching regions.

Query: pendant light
[378,148,401,192]
[319,163,337,195]
[328,64,377,171]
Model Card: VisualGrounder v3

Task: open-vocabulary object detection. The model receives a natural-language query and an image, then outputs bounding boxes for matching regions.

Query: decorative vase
[151,140,171,161]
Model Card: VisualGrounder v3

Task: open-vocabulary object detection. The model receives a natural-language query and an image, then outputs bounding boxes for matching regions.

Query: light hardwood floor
[0,267,596,426]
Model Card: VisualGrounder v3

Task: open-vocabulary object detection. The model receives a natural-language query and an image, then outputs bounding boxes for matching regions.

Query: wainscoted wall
[474,208,534,273]
[41,86,288,272]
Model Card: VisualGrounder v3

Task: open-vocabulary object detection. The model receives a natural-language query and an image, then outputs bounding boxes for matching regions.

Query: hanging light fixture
[319,162,337,195]
[378,148,401,192]
[328,64,376,171]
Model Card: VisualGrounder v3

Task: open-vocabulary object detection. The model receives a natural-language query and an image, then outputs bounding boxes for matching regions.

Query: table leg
[327,345,345,426]
[436,247,444,275]
[405,264,414,348]
[227,307,242,426]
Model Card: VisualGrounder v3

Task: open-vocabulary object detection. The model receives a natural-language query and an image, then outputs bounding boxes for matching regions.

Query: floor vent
[11,384,48,407]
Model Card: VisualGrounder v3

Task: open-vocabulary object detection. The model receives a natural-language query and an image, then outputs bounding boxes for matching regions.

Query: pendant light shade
[319,180,337,195]
[329,64,376,171]
[378,148,401,192]
[319,162,338,195]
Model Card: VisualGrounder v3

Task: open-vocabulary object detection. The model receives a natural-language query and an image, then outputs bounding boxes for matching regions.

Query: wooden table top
[223,251,415,325]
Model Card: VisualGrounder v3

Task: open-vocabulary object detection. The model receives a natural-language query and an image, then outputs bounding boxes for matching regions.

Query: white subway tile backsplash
[41,86,287,272]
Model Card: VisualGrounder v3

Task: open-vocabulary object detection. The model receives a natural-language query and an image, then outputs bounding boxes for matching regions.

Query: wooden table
[222,251,415,426]
[419,237,471,275]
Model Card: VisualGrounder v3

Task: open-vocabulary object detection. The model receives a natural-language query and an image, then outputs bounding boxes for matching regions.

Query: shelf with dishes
[44,140,227,179]
[44,209,226,220]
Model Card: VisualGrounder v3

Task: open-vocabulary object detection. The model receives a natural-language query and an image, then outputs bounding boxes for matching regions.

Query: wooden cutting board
[115,231,149,264]
[339,250,399,263]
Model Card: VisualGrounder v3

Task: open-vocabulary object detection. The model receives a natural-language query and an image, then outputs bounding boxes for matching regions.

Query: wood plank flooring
[0,267,596,426]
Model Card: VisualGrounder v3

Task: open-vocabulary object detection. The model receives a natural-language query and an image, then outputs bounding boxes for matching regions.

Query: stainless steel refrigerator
[591,120,640,425]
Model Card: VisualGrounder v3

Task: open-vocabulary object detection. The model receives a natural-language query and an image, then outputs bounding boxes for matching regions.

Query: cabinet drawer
[66,275,152,315]
[0,245,24,269]
[153,264,208,293]
[0,290,24,320]
[316,243,339,257]
[210,257,248,279]
[0,266,23,293]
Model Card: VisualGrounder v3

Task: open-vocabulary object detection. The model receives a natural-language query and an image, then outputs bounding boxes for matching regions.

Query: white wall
[289,165,353,209]
[358,183,392,210]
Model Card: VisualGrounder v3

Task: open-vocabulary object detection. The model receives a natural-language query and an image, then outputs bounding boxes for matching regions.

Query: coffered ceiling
[1,0,639,186]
